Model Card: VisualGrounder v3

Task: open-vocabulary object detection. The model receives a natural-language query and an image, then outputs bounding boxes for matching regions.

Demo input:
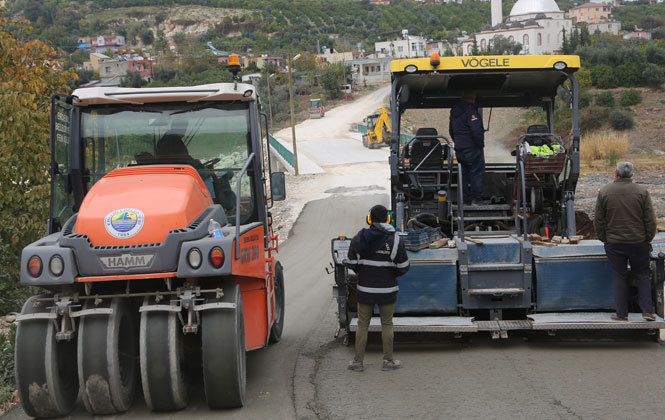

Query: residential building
[462,0,573,56]
[78,35,126,53]
[375,30,427,59]
[85,53,111,72]
[127,57,155,80]
[624,27,652,40]
[426,40,457,56]
[318,47,354,64]
[569,3,612,24]
[99,59,129,83]
[350,56,392,84]
[588,21,621,35]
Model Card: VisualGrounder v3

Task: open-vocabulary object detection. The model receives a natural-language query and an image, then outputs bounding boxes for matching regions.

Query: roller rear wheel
[77,297,138,414]
[202,284,246,408]
[140,298,187,411]
[269,262,285,343]
[15,296,78,418]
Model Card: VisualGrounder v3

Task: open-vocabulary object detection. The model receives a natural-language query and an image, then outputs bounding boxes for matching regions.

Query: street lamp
[266,73,275,128]
[288,53,301,175]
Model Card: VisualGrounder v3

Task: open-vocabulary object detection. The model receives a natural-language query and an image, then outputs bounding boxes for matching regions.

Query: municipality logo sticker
[104,208,145,239]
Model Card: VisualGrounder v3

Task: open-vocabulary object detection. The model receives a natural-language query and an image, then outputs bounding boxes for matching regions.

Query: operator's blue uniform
[449,100,485,202]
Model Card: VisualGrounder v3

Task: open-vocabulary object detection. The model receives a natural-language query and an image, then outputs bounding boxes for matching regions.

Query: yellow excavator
[362,107,391,149]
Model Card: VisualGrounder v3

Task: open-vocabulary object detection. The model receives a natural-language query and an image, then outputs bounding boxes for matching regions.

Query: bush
[595,91,615,107]
[643,64,665,88]
[619,89,642,107]
[608,109,634,130]
[579,106,610,133]
[0,325,16,403]
[578,90,592,109]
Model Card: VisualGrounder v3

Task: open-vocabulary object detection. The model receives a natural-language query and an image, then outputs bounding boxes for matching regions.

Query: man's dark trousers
[604,242,653,317]
[456,147,485,202]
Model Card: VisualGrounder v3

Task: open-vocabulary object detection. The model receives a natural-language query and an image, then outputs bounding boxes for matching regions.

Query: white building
[462,0,573,56]
[375,30,427,59]
[350,56,393,84]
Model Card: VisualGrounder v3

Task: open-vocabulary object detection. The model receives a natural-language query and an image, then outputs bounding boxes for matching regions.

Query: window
[398,46,403,52]
[508,36,514,42]
[81,102,255,222]
[481,39,487,49]
[537,33,542,46]
[523,34,529,47]
[467,45,472,55]
[105,66,111,73]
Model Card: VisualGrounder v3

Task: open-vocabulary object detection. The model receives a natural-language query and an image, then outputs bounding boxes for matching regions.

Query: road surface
[7,88,665,420]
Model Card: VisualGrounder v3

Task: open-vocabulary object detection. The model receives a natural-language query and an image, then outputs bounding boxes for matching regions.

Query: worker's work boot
[642,313,656,321]
[382,359,402,371]
[347,358,364,372]
[611,314,628,322]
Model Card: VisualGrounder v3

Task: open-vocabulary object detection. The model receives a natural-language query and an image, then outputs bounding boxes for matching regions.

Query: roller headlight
[28,256,43,278]
[187,248,202,269]
[49,255,64,277]
[209,247,225,268]
[405,65,418,73]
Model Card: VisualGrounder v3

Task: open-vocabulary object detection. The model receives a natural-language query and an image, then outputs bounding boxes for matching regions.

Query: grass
[580,131,629,166]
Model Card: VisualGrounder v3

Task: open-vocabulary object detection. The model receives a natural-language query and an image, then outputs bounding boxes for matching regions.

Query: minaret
[491,0,503,27]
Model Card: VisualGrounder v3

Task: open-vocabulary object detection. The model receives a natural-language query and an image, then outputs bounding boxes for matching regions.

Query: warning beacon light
[430,53,440,69]
[228,54,241,78]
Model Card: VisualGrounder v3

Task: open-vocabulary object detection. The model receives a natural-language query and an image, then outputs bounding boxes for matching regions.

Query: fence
[268,134,294,168]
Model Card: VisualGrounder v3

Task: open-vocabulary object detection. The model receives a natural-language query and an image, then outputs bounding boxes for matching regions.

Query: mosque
[461,0,574,56]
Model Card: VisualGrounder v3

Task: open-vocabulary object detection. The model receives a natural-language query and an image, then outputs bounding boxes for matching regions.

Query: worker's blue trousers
[455,147,485,202]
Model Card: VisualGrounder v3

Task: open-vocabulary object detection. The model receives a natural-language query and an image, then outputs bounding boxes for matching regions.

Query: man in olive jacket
[594,162,657,321]
[345,205,409,372]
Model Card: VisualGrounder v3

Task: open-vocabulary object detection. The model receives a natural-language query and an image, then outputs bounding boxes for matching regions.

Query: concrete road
[7,193,665,420]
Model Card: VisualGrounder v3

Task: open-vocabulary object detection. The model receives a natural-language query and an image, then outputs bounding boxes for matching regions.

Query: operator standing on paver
[345,205,410,372]
[594,161,657,322]
[449,91,485,205]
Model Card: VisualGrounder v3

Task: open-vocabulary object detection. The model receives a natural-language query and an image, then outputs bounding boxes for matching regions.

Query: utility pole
[267,74,274,129]
[288,52,300,176]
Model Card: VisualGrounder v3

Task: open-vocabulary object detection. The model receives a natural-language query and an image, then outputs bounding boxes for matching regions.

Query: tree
[643,64,665,88]
[140,29,155,46]
[0,16,77,310]
[320,63,344,99]
[122,71,147,88]
[486,36,522,55]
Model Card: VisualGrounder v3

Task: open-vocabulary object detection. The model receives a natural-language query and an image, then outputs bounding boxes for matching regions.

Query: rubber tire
[15,296,78,418]
[140,298,187,411]
[362,135,369,148]
[202,284,246,409]
[77,297,138,414]
[269,261,285,343]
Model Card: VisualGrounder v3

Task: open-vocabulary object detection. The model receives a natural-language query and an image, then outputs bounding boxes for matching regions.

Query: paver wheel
[202,284,246,409]
[269,261,285,343]
[140,298,187,411]
[77,297,138,414]
[15,295,78,418]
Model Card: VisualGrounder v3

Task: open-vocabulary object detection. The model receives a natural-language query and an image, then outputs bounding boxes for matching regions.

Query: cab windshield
[80,101,254,223]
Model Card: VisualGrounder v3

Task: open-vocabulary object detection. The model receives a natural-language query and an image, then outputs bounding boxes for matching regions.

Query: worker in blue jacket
[449,91,485,205]
[344,205,409,372]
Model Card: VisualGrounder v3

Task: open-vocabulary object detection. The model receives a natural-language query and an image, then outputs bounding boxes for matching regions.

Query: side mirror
[398,85,410,105]
[557,85,573,104]
[271,172,286,201]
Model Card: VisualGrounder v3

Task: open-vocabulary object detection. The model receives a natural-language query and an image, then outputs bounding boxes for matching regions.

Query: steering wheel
[202,157,221,169]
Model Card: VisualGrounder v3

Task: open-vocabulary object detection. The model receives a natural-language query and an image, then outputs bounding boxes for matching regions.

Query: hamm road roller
[15,63,287,417]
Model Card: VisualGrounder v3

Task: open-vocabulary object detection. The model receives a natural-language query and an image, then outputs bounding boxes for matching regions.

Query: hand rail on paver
[268,134,295,167]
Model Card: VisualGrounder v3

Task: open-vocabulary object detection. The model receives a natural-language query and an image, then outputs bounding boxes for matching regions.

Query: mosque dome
[509,0,561,16]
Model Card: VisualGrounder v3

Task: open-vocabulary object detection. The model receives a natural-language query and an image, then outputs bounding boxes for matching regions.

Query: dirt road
[7,89,665,420]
